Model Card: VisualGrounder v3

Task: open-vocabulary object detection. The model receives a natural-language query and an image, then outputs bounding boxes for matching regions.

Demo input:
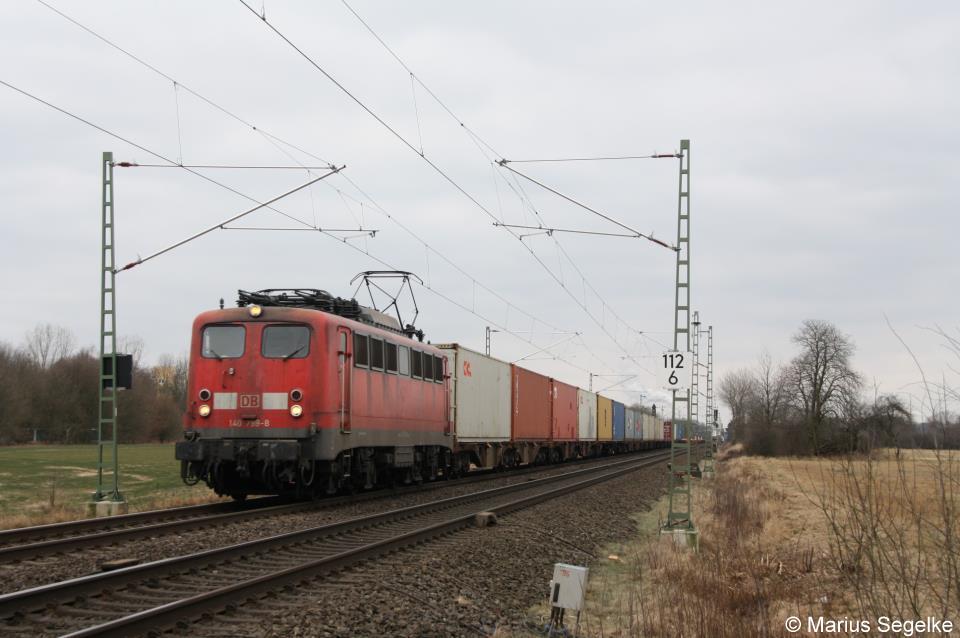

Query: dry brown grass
[0,492,222,530]
[537,446,960,637]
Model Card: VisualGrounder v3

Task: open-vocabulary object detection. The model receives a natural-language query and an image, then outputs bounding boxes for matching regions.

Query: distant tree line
[0,323,187,445]
[720,319,960,455]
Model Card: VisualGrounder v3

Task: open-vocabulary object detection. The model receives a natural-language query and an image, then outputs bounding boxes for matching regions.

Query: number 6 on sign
[661,351,692,391]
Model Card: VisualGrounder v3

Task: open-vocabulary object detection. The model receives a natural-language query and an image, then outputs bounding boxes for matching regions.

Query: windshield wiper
[283,345,306,360]
[207,348,223,361]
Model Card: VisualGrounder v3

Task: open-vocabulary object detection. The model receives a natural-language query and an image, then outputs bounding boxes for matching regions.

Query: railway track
[0,447,669,563]
[0,449,678,637]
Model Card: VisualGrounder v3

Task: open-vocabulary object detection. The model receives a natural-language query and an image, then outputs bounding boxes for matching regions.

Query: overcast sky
[1,1,958,424]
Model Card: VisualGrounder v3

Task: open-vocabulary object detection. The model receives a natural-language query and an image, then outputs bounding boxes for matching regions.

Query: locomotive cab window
[422,353,433,381]
[354,334,369,368]
[262,325,310,359]
[433,355,444,382]
[370,337,384,370]
[398,345,410,375]
[385,342,398,373]
[201,325,245,359]
[411,349,423,379]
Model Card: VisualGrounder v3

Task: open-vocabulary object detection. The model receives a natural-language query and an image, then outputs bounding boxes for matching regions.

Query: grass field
[0,443,221,529]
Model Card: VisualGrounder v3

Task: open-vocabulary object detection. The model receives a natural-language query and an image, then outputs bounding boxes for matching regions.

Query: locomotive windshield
[262,325,310,359]
[201,325,245,359]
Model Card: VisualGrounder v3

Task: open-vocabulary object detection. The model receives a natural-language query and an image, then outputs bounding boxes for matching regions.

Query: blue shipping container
[612,401,626,440]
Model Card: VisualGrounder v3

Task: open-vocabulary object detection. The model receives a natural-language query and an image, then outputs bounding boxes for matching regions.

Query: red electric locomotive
[175,289,453,499]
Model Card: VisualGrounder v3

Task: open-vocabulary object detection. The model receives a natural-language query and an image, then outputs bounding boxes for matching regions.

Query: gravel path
[0,454,658,595]
[179,460,672,637]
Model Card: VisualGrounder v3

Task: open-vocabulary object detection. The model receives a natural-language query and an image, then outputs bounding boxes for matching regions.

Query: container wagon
[511,365,561,465]
[576,389,597,454]
[597,395,613,441]
[625,406,640,442]
[551,380,578,442]
[438,343,512,470]
[612,401,626,442]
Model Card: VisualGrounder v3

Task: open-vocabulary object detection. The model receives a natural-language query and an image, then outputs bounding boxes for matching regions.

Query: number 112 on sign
[662,351,691,391]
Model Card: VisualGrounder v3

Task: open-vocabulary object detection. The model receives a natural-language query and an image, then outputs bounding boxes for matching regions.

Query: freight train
[175,288,670,499]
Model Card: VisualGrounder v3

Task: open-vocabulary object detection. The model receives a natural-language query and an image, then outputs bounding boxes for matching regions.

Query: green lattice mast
[702,324,715,475]
[94,151,122,503]
[662,139,695,537]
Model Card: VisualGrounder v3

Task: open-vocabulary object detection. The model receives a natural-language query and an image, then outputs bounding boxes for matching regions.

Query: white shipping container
[577,389,597,441]
[625,408,640,440]
[439,344,511,442]
[642,413,658,441]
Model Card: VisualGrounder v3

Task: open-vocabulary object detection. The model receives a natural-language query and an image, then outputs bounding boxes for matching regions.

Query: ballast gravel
[186,461,672,637]
[0,455,656,595]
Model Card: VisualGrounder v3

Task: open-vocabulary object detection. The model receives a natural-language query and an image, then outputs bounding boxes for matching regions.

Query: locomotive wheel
[231,492,248,502]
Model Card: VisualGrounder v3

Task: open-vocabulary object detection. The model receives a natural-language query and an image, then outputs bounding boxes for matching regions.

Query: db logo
[239,394,260,408]
[463,361,472,377]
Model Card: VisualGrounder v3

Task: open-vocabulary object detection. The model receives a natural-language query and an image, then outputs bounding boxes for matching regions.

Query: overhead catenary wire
[116,168,342,273]
[325,231,597,376]
[36,0,594,366]
[495,159,670,357]
[498,154,681,163]
[493,222,645,239]
[496,160,677,252]
[116,163,339,170]
[251,1,665,380]
[512,333,582,364]
[38,2,665,380]
[338,0,678,262]
[33,0,337,171]
[332,174,594,353]
[237,0,506,231]
[172,81,184,165]
[30,1,642,385]
[335,6,671,364]
[0,78,323,234]
[221,226,377,233]
[0,78,606,381]
[35,0,608,367]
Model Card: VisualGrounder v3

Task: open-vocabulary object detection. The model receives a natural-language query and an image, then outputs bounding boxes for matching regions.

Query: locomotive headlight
[198,404,212,417]
[290,404,303,418]
[248,305,263,318]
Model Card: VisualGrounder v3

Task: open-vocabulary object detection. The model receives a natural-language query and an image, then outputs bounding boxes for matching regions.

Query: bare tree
[754,349,789,427]
[719,368,757,440]
[155,353,189,408]
[787,319,862,453]
[23,323,75,368]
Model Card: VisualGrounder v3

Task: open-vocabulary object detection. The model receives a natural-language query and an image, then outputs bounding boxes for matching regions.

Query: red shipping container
[551,380,578,441]
[511,365,552,440]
